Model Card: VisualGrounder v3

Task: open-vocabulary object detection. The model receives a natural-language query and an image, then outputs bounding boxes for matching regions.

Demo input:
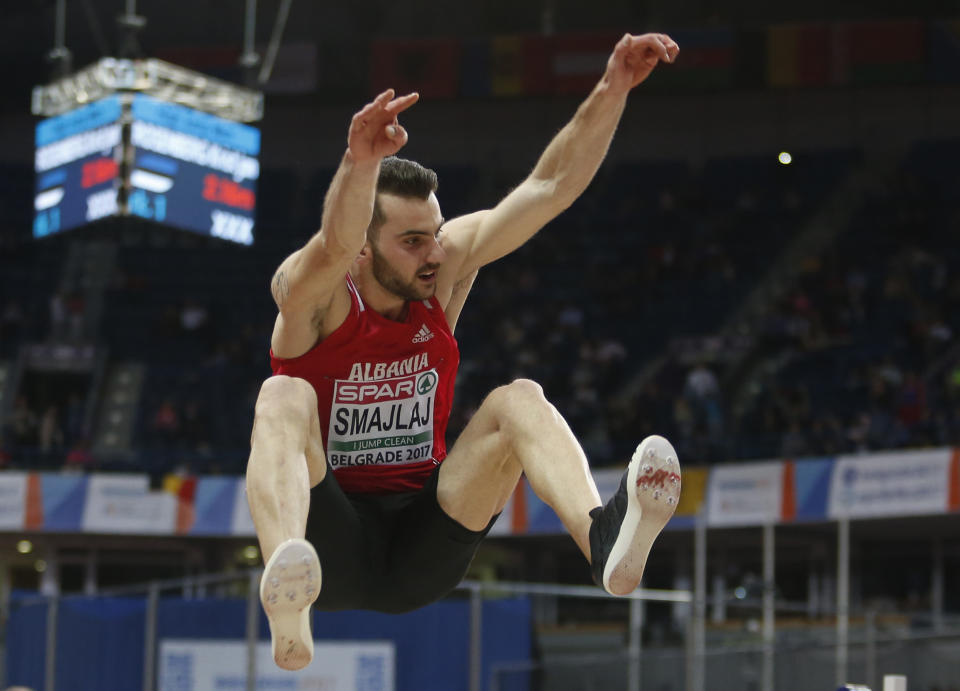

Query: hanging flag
[519,35,553,96]
[491,35,525,96]
[371,39,460,98]
[460,38,492,97]
[649,28,734,90]
[767,23,835,87]
[838,20,925,86]
[548,33,620,95]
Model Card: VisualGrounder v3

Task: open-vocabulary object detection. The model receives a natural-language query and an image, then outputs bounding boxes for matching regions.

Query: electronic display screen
[33,96,122,238]
[129,94,260,245]
[33,93,260,245]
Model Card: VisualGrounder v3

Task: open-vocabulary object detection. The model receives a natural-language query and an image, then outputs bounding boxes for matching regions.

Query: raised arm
[270,89,418,357]
[440,33,679,281]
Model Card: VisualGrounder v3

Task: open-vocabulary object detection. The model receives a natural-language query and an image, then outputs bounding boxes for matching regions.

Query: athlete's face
[369,192,446,301]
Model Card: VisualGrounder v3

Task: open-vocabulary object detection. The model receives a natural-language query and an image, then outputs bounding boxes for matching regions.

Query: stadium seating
[4,139,959,473]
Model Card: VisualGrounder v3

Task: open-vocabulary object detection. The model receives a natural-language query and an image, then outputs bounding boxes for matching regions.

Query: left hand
[605,33,679,91]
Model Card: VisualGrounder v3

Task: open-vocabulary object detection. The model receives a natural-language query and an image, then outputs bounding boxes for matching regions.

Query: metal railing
[4,571,958,691]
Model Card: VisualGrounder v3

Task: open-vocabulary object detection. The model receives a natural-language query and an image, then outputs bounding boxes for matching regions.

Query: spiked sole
[603,435,681,596]
[260,538,321,671]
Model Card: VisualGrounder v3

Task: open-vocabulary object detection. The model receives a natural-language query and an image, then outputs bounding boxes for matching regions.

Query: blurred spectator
[38,404,64,456]
[685,361,719,401]
[846,412,871,452]
[66,292,85,342]
[683,361,724,453]
[180,299,209,333]
[809,414,847,455]
[64,393,86,446]
[594,336,628,390]
[673,396,694,444]
[64,438,95,472]
[896,370,927,430]
[151,398,180,446]
[181,398,212,453]
[154,305,181,339]
[0,298,23,351]
[48,292,67,341]
[780,421,810,458]
[7,396,38,451]
[877,356,903,390]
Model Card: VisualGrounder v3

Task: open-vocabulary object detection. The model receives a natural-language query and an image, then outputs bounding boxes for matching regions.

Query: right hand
[347,89,419,163]
[604,33,679,92]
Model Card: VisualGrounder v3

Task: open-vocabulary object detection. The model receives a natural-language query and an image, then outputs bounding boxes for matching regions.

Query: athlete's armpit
[444,269,478,333]
[451,274,474,298]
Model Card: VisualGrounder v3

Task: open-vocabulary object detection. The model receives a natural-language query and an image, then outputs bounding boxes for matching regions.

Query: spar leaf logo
[417,371,438,395]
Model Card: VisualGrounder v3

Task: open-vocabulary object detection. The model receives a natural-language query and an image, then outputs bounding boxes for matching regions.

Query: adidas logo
[412,324,435,343]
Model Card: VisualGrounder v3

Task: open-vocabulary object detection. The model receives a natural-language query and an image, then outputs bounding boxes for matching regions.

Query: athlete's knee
[509,378,545,398]
[254,375,317,427]
[490,378,547,411]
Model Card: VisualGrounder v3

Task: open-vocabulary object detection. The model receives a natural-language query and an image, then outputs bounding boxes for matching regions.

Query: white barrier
[883,675,907,691]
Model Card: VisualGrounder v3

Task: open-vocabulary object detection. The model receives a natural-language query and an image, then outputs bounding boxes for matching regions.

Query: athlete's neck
[349,270,409,322]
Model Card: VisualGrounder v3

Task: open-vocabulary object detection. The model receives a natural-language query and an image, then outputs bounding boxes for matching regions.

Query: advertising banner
[828,448,952,519]
[0,472,28,530]
[230,478,256,536]
[188,476,239,535]
[158,639,394,691]
[82,474,177,534]
[39,472,88,531]
[706,461,784,527]
[792,457,834,521]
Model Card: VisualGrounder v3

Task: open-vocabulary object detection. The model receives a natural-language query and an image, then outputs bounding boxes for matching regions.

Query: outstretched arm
[270,89,418,357]
[440,33,679,282]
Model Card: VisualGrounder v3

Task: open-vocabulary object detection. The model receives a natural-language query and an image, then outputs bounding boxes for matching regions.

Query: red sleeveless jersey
[270,276,460,494]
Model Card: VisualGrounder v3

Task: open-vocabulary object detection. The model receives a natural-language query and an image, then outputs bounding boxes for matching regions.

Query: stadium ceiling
[29,0,297,122]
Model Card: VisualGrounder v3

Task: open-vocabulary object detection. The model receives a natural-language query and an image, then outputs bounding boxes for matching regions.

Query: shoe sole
[260,538,321,671]
[603,435,681,596]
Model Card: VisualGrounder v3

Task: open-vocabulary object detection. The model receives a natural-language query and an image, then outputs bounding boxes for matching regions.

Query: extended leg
[245,375,326,670]
[246,375,327,560]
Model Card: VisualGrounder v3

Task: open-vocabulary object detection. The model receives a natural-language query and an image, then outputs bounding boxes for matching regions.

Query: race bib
[327,369,438,468]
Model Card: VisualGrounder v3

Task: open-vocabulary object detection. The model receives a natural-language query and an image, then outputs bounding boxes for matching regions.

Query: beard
[370,243,438,301]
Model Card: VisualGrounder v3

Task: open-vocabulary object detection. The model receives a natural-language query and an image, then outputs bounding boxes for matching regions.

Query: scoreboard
[34,94,260,245]
[129,95,260,244]
[34,95,123,237]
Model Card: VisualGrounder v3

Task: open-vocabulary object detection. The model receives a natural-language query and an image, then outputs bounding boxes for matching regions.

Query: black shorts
[305,463,497,614]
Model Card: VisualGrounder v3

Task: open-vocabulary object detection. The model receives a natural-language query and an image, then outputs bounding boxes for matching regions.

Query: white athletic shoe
[260,538,321,671]
[589,435,681,596]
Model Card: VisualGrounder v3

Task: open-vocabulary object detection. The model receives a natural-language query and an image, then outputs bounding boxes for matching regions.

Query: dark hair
[368,156,439,237]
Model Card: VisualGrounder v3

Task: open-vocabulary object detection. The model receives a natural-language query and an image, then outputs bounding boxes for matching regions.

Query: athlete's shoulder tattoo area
[272,270,290,306]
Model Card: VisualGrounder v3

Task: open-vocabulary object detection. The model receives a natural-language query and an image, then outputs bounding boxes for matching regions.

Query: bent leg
[438,379,602,559]
[246,375,327,565]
